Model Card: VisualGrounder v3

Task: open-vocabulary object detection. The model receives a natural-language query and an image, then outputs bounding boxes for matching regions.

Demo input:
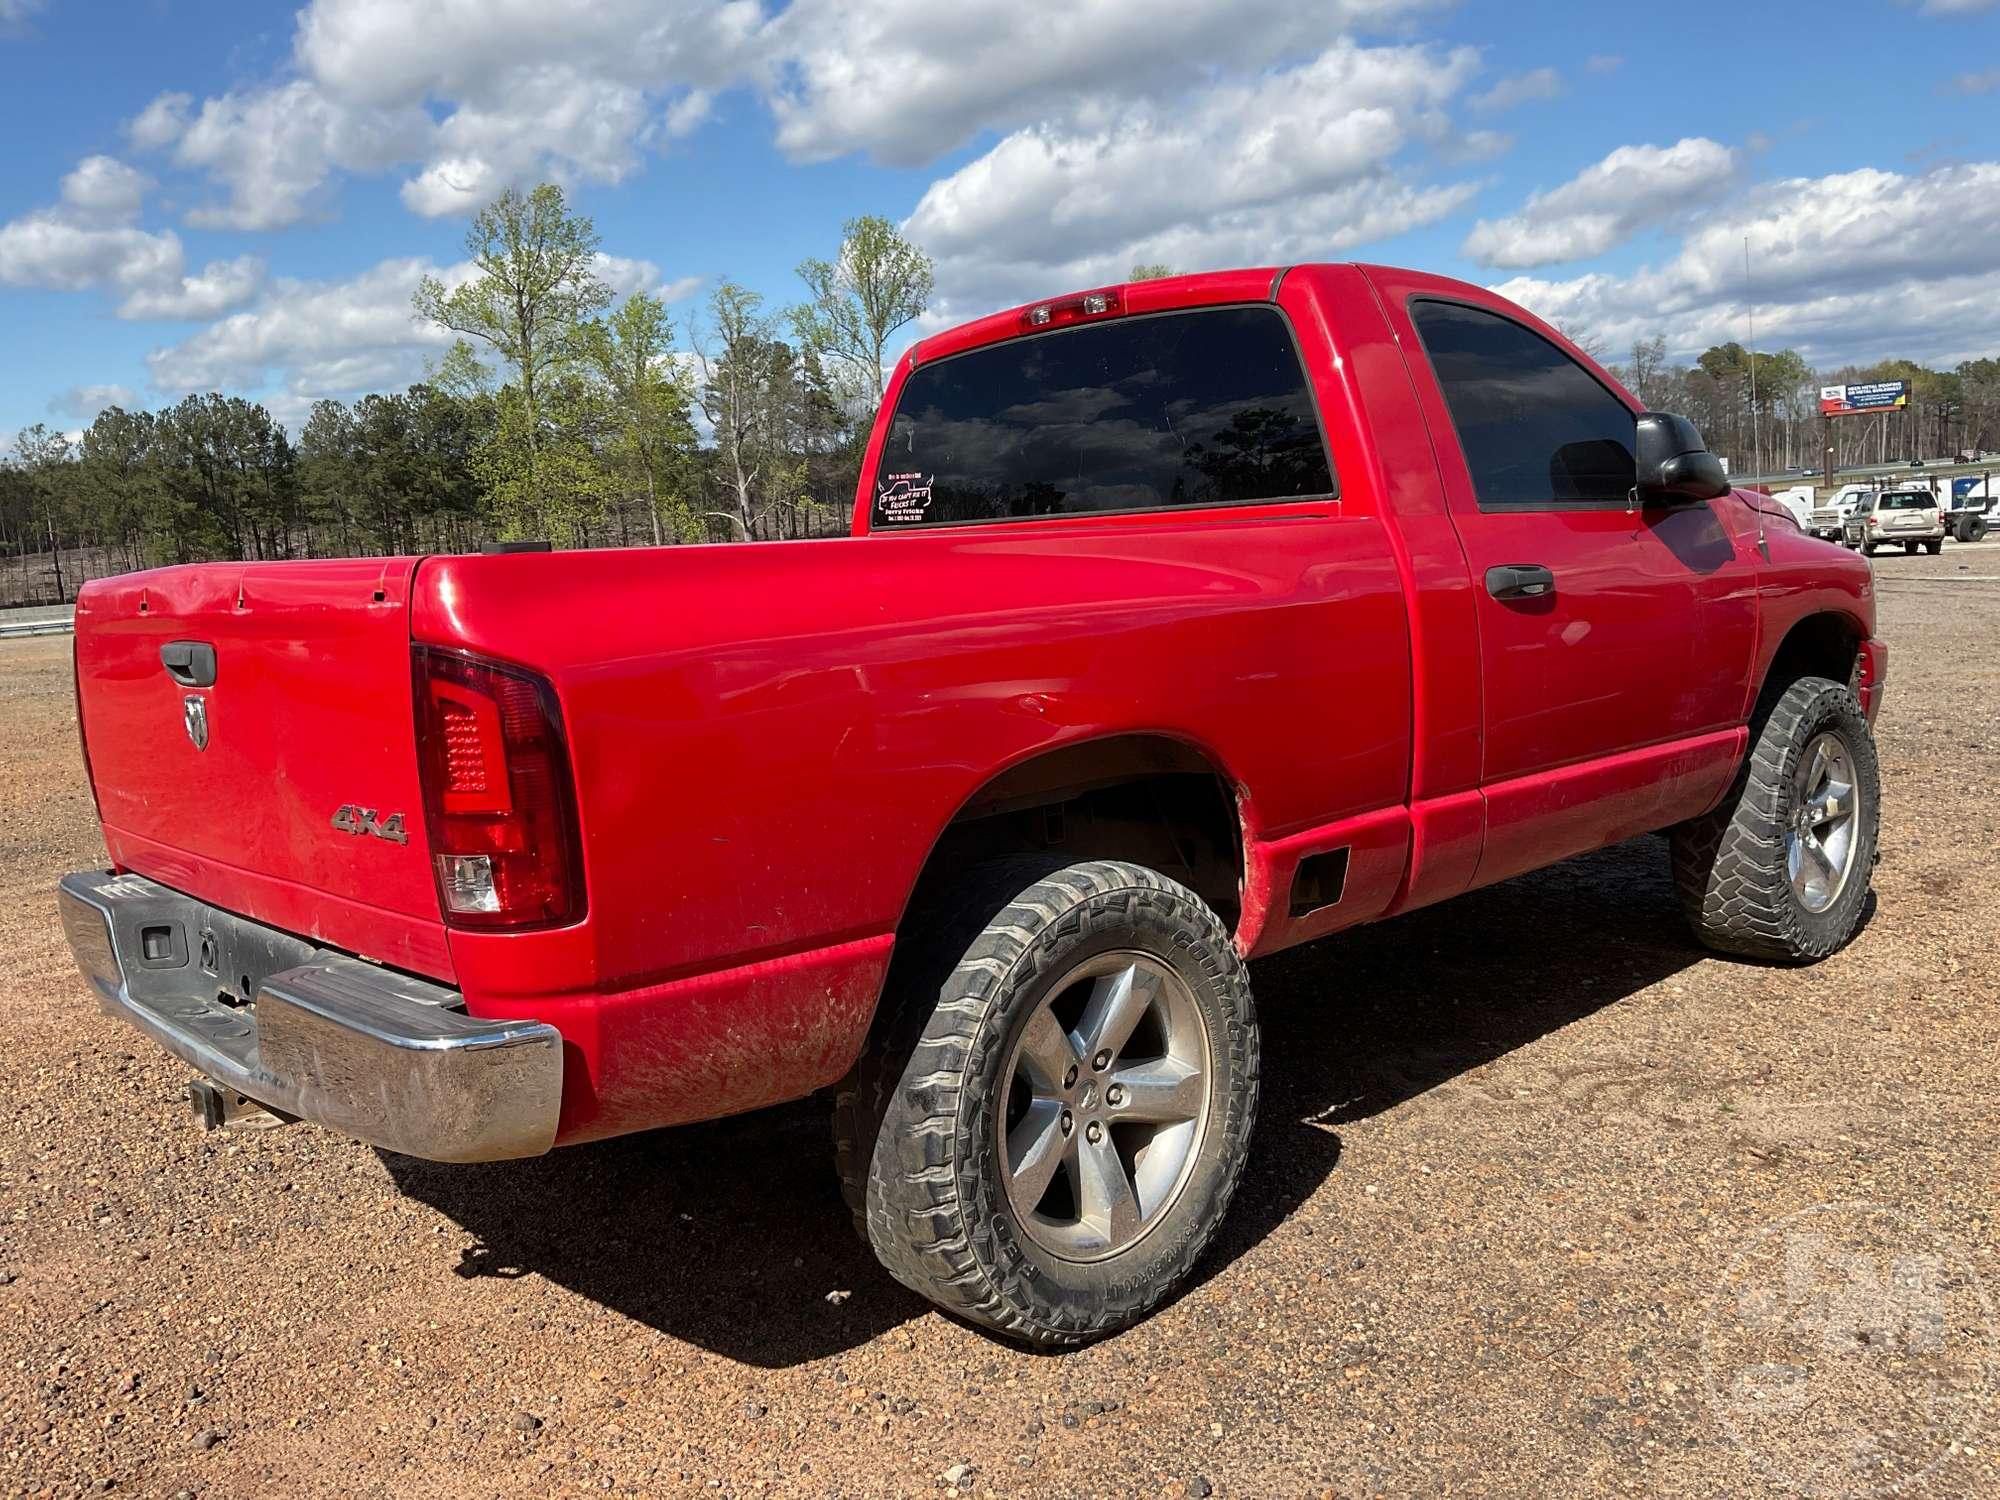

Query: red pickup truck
[59,264,1885,1346]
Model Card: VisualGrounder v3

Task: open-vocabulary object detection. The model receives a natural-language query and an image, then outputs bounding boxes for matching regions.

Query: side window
[1410,299,1637,509]
[872,305,1335,528]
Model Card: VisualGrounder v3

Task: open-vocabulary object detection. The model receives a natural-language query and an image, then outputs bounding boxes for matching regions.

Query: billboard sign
[1819,380,1910,417]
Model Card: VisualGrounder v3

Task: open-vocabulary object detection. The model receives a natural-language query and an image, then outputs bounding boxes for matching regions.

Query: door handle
[1485,564,1555,601]
[160,640,217,688]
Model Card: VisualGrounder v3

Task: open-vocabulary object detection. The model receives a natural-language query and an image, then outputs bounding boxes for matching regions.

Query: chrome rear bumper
[57,870,561,1162]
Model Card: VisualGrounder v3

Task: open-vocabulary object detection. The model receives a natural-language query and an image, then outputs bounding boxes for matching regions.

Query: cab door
[1364,270,1759,886]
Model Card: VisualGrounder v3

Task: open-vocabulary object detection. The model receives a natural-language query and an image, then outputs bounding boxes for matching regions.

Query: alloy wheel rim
[1786,731,1862,914]
[996,950,1211,1263]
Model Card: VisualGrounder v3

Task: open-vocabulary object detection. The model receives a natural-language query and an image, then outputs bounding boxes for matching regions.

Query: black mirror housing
[1634,411,1730,505]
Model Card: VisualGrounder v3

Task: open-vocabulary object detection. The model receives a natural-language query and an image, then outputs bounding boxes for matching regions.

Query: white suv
[1844,489,1945,555]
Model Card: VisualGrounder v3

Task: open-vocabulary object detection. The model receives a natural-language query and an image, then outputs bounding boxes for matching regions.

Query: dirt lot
[3,548,1998,1499]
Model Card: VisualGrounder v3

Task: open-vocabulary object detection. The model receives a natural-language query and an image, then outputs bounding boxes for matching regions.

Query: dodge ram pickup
[60,264,1887,1346]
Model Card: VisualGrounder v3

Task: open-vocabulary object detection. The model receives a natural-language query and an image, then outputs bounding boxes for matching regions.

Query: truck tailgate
[73,559,452,979]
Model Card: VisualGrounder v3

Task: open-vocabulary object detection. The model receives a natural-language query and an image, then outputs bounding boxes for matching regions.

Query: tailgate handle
[160,641,217,688]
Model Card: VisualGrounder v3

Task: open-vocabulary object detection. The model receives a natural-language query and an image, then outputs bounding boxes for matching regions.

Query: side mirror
[1635,412,1730,505]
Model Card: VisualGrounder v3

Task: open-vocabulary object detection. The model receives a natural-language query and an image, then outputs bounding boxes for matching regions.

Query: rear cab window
[871,305,1335,529]
[1877,491,1934,510]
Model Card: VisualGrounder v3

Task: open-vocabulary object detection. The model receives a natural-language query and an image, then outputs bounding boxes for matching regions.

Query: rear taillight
[413,647,585,930]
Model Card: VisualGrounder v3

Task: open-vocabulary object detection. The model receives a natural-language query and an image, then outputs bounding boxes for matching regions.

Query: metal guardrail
[0,610,75,638]
[1738,459,2000,488]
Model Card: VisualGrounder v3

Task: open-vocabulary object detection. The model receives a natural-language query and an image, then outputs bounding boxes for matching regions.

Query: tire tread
[832,857,1257,1346]
[1670,675,1878,962]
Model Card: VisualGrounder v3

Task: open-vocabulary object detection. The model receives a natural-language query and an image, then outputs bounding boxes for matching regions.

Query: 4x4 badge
[331,805,409,845]
[182,694,209,751]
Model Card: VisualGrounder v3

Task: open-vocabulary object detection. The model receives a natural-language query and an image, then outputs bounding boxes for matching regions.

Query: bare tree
[696,282,775,540]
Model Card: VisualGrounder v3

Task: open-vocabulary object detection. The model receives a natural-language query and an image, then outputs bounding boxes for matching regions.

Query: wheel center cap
[1077,1079,1100,1110]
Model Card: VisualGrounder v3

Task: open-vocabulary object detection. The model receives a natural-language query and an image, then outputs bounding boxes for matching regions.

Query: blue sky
[2,0,1997,447]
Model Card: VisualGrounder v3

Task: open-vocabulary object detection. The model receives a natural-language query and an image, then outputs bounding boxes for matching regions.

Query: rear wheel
[835,858,1258,1346]
[1926,539,1943,555]
[1670,676,1879,962]
[1904,540,1919,555]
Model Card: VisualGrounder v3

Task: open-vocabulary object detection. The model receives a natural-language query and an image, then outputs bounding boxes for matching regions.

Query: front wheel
[1926,539,1943,555]
[835,858,1258,1346]
[1670,676,1880,962]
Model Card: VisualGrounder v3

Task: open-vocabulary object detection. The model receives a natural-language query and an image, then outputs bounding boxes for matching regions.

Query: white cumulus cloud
[907,39,1483,323]
[121,0,1454,226]
[1469,66,1563,113]
[0,154,264,321]
[51,385,139,421]
[117,255,270,321]
[169,80,431,230]
[59,155,153,226]
[144,251,672,400]
[127,92,193,150]
[1493,161,2000,365]
[763,0,1447,165]
[125,0,759,229]
[1462,137,1739,270]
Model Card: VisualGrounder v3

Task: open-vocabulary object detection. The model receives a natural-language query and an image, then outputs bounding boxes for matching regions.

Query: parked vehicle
[1845,488,1945,554]
[1809,484,1871,540]
[58,264,1887,1347]
[1767,486,1814,532]
[1946,479,1994,542]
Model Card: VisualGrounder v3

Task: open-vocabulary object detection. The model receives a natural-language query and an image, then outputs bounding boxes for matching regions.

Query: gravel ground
[4,545,1998,1499]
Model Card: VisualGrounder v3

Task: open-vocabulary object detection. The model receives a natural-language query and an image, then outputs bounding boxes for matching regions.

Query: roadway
[1739,457,2000,489]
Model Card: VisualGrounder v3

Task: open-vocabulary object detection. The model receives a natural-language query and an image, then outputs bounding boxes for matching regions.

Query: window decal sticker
[876,472,934,524]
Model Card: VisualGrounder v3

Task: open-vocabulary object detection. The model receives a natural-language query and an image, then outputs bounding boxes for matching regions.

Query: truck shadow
[382,835,1798,1368]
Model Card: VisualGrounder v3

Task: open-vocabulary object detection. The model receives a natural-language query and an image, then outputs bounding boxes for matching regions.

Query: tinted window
[872,306,1333,527]
[1411,300,1637,508]
[1878,491,1932,510]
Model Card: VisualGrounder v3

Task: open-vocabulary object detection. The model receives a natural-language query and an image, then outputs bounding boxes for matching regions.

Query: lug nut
[1085,1121,1104,1144]
[1106,1083,1125,1107]
[1063,1064,1078,1089]
[1060,1110,1074,1136]
[1092,1049,1112,1071]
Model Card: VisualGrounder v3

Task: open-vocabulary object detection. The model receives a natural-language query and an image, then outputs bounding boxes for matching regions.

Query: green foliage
[149,394,297,563]
[413,183,611,537]
[0,180,934,597]
[791,215,934,407]
[25,162,2000,608]
[1611,336,2000,473]
[1128,263,1175,281]
[584,292,700,545]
